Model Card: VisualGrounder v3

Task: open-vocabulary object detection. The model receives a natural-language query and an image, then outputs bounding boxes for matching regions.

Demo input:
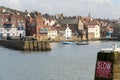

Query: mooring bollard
[94,44,120,80]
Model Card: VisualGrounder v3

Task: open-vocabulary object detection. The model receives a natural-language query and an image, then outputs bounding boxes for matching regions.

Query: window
[0,19,3,22]
[7,28,10,31]
[21,24,25,27]
[21,27,24,30]
[39,28,48,34]
[21,20,24,22]
[0,33,3,38]
[17,27,21,30]
[96,29,98,31]
[12,24,15,27]
[31,23,35,26]
[0,29,3,32]
[37,23,41,26]
[12,18,15,22]
[6,19,8,21]
[7,33,10,37]
[0,24,3,26]
[13,33,15,36]
[17,20,20,22]
[52,35,54,37]
[28,23,30,26]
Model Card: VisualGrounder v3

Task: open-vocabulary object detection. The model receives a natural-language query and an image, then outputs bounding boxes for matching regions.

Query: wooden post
[33,41,38,51]
[38,41,42,51]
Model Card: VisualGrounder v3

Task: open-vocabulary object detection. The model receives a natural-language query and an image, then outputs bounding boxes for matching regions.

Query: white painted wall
[65,26,72,39]
[48,30,57,39]
[94,25,100,38]
[0,27,26,37]
[45,19,56,26]
[87,25,100,38]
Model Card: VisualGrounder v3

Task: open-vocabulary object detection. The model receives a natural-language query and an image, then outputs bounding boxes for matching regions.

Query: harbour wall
[0,40,51,51]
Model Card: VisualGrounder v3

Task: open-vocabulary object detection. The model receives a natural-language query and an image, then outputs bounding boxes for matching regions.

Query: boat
[76,41,89,45]
[62,41,74,45]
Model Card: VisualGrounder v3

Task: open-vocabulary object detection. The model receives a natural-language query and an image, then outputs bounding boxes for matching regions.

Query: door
[0,33,3,39]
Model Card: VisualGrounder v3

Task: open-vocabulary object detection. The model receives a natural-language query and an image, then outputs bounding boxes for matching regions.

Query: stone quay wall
[0,40,51,51]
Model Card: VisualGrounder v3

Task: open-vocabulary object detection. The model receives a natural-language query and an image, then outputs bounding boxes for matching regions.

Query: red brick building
[26,15,49,40]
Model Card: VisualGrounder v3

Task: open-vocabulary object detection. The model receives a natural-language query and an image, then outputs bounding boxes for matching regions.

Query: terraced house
[0,11,26,39]
[25,13,50,40]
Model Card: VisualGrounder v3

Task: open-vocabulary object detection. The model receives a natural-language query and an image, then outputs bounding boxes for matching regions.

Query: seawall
[0,40,51,51]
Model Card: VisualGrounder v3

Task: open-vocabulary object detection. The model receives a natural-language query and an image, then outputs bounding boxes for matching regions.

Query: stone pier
[0,40,51,51]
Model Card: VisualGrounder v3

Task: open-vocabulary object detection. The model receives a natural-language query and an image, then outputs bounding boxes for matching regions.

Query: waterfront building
[65,24,72,40]
[106,27,113,38]
[47,27,57,40]
[87,25,100,39]
[0,12,26,39]
[25,13,49,40]
[44,19,57,26]
[57,16,78,34]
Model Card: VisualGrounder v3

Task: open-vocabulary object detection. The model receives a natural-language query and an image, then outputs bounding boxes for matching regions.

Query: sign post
[94,44,120,80]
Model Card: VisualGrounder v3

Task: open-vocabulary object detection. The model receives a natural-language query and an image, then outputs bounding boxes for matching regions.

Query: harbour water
[0,41,120,80]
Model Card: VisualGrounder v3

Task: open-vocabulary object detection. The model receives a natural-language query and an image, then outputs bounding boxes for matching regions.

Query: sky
[0,0,120,19]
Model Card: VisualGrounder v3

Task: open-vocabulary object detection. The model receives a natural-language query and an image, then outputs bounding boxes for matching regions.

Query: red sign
[96,61,112,79]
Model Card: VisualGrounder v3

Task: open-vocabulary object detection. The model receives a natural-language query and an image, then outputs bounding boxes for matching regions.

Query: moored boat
[76,41,89,45]
[62,41,74,44]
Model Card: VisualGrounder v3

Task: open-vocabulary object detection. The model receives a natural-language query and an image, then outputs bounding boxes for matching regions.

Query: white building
[47,28,57,40]
[0,25,26,39]
[45,19,56,26]
[94,25,100,38]
[0,13,26,39]
[87,25,100,38]
[64,25,72,40]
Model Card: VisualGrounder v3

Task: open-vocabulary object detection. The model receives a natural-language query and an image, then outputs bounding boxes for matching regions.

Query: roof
[58,18,78,24]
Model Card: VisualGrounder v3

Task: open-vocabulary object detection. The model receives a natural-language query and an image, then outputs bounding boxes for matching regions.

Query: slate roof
[58,18,79,25]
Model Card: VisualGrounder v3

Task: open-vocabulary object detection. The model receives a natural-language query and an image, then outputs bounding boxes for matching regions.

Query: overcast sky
[0,0,120,19]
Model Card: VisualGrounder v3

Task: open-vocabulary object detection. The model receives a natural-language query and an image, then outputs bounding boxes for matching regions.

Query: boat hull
[76,42,89,45]
[62,41,74,44]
